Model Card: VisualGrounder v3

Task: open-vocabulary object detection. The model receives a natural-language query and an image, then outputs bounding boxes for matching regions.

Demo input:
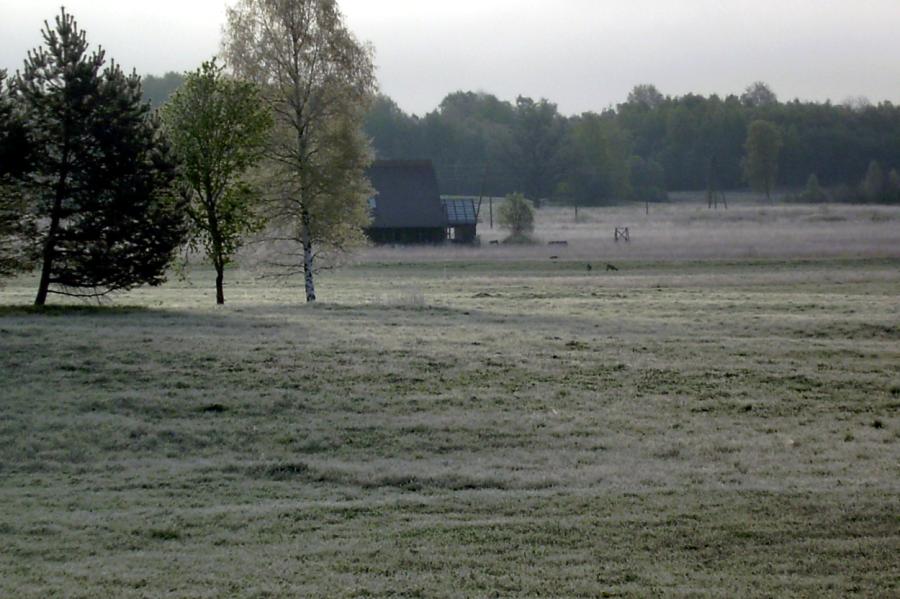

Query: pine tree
[10,8,186,304]
[0,70,29,179]
[0,69,33,280]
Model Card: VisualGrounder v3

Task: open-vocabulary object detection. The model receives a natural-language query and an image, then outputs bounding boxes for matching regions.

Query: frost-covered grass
[1,206,899,597]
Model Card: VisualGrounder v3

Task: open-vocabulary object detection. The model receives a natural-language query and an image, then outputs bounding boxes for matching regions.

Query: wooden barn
[365,160,448,244]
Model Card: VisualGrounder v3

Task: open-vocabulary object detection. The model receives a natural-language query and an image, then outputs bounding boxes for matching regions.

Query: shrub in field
[498,192,535,241]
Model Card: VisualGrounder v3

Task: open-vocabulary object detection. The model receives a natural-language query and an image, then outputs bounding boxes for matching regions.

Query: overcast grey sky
[2,0,899,115]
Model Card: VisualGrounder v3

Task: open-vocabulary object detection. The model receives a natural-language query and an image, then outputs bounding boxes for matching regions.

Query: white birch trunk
[301,208,316,302]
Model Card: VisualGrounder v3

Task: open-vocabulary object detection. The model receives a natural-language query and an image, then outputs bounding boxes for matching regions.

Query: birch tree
[223,0,376,302]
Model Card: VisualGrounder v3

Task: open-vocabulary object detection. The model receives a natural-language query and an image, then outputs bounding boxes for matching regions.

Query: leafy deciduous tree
[627,84,665,110]
[628,155,667,204]
[743,119,783,200]
[365,94,419,161]
[800,173,827,203]
[562,111,632,206]
[162,59,272,305]
[505,96,566,207]
[860,160,884,202]
[223,0,376,302]
[10,8,186,304]
[887,168,900,203]
[741,81,778,108]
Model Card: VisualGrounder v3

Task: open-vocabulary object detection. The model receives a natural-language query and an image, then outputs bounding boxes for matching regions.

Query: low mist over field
[352,202,900,264]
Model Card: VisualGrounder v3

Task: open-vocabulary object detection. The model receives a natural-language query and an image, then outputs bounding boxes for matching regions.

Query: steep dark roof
[366,160,448,229]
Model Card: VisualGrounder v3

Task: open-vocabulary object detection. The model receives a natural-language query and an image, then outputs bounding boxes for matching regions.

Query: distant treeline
[141,72,186,108]
[143,75,900,204]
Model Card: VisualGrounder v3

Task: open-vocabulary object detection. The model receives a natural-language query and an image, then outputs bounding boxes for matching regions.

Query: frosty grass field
[1,202,898,597]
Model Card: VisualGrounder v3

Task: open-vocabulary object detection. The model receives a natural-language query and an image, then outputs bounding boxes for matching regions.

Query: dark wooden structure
[442,198,478,243]
[365,160,448,244]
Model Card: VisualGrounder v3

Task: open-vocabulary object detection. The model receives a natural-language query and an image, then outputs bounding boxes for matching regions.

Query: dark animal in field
[549,255,559,260]
[548,240,568,246]
[606,263,618,271]
[489,239,500,245]
[586,263,592,271]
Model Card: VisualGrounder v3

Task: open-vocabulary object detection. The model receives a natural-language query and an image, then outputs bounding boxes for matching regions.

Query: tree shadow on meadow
[0,304,157,317]
[0,304,244,330]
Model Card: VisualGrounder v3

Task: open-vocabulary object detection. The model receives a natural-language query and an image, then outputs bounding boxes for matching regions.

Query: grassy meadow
[1,203,899,597]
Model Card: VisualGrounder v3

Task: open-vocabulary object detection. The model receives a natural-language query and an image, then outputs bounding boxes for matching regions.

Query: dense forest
[143,74,900,204]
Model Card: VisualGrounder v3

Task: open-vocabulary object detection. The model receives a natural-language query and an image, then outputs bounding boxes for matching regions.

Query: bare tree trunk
[301,207,316,302]
[206,188,227,306]
[35,188,65,306]
[36,128,70,306]
[34,237,56,306]
[215,263,225,305]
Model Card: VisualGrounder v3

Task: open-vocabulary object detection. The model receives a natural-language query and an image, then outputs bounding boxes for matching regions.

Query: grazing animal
[489,240,500,246]
[606,263,618,271]
[586,263,592,271]
[548,240,568,246]
[549,255,559,260]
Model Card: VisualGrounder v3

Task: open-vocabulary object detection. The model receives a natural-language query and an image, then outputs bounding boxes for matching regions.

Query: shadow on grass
[0,303,292,331]
[0,304,159,317]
